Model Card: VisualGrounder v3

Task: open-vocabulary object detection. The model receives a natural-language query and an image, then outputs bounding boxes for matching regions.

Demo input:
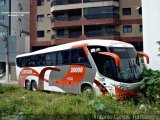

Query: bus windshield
[109,47,143,83]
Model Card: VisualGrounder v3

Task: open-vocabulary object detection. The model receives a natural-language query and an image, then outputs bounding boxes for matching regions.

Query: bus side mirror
[137,52,149,64]
[98,52,120,67]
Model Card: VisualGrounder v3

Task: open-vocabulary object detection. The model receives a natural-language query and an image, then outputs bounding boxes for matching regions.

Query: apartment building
[30,0,52,51]
[31,0,142,51]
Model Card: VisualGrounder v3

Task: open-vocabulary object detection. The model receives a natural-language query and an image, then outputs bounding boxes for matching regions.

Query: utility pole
[0,23,9,82]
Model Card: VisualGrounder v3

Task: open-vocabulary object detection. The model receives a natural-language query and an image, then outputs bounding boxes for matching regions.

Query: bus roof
[16,39,134,58]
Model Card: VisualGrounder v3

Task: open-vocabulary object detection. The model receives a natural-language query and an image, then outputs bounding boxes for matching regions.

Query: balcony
[51,15,81,22]
[52,33,82,39]
[51,0,119,7]
[84,13,119,19]
[51,0,81,6]
[51,0,119,12]
[84,0,119,3]
[52,15,119,28]
[85,31,120,37]
[51,31,120,42]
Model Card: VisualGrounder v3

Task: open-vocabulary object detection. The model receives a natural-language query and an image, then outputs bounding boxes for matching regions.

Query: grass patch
[0,85,160,120]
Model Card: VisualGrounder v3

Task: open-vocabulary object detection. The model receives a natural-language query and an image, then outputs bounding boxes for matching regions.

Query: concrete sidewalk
[0,80,18,86]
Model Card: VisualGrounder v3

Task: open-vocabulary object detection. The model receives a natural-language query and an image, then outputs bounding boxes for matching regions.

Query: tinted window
[17,52,56,67]
[57,50,70,65]
[37,31,45,37]
[37,0,44,6]
[123,25,132,33]
[16,49,91,67]
[62,50,70,64]
[35,54,46,66]
[46,52,56,66]
[71,48,91,67]
[122,8,131,15]
[92,53,115,78]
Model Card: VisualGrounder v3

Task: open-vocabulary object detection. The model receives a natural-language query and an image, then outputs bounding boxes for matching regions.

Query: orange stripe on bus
[94,79,108,95]
[39,67,60,90]
[52,65,86,86]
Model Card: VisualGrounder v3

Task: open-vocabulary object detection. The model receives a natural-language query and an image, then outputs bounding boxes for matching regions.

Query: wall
[142,0,160,70]
[0,0,30,80]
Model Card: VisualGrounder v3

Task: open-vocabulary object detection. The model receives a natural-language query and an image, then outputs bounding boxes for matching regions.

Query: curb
[0,80,18,86]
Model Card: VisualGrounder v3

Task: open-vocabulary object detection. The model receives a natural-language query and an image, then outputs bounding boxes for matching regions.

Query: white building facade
[142,0,160,70]
[0,0,30,80]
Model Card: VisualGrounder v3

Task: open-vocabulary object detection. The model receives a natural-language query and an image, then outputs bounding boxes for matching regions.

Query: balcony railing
[51,15,81,22]
[51,0,81,6]
[52,33,81,39]
[85,31,120,37]
[84,13,119,19]
[51,31,120,39]
[52,13,119,23]
[83,0,119,3]
[51,0,119,6]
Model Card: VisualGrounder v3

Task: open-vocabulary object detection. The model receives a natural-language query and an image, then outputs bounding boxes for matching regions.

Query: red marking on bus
[18,68,40,87]
[52,65,86,86]
[39,67,60,90]
[115,87,140,100]
[72,43,89,56]
[18,67,50,89]
[72,43,88,48]
[94,79,108,95]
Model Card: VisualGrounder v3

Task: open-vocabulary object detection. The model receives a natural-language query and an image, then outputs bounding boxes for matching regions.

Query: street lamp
[0,23,9,82]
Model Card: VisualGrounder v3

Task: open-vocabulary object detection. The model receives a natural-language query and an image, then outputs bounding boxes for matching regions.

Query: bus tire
[25,80,31,90]
[31,81,37,91]
[82,86,93,94]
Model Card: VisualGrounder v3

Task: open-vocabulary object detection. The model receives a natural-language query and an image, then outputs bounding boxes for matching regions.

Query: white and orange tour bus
[16,39,149,99]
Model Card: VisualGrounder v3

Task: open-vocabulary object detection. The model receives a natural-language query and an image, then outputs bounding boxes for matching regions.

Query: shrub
[141,69,160,103]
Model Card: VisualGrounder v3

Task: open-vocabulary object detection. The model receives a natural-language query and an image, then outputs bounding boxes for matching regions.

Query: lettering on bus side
[71,67,83,73]
[21,70,33,74]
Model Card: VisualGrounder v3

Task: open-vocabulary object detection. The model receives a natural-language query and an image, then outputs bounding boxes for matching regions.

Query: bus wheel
[82,86,93,94]
[25,80,31,90]
[31,81,37,91]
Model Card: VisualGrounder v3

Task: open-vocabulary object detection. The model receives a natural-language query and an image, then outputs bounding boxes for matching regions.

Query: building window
[47,30,51,34]
[0,15,4,21]
[84,6,119,19]
[47,14,50,18]
[122,8,131,15]
[106,26,115,34]
[0,0,5,6]
[139,25,143,32]
[57,29,64,37]
[138,7,142,15]
[37,14,44,22]
[123,25,132,33]
[18,3,23,11]
[17,18,22,22]
[37,0,44,6]
[37,31,45,37]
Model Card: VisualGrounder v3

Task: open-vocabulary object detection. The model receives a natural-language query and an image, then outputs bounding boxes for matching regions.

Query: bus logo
[21,70,32,74]
[71,67,83,73]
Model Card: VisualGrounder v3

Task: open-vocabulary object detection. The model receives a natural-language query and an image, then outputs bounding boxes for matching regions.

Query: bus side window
[71,48,91,67]
[57,50,70,65]
[102,59,114,78]
[57,51,63,65]
[62,50,70,65]
[46,52,56,66]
